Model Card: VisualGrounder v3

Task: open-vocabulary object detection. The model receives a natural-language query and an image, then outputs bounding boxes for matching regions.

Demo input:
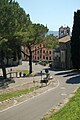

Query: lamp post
[45,69,49,85]
[41,70,42,87]
[41,71,42,81]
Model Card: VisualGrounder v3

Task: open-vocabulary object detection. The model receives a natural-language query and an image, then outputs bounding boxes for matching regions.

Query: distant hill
[47,31,59,37]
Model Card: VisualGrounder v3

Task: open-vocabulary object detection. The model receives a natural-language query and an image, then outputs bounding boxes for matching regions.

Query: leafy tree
[71,10,80,70]
[21,24,48,74]
[43,34,59,48]
[0,0,31,78]
[0,0,48,78]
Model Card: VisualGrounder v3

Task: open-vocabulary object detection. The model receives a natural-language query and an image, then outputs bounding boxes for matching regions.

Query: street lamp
[41,70,43,87]
[41,71,42,81]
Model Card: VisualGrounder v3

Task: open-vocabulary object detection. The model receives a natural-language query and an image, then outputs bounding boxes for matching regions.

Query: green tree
[0,0,31,78]
[71,10,80,70]
[43,34,59,48]
[21,24,48,74]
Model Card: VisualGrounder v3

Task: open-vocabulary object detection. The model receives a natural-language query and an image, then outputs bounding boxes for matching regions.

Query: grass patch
[16,70,29,75]
[0,87,37,102]
[39,61,47,66]
[48,88,80,120]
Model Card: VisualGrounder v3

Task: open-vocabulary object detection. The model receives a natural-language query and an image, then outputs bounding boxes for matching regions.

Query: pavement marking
[14,100,17,105]
[61,93,67,96]
[61,87,65,90]
[0,78,59,113]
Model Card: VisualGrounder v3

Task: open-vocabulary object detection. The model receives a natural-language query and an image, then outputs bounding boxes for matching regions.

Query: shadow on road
[55,69,80,77]
[49,69,80,84]
[36,72,46,76]
[55,70,74,75]
[0,76,15,89]
[66,75,80,84]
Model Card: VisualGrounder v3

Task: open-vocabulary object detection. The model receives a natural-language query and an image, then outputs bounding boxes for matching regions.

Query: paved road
[7,61,48,72]
[0,62,80,120]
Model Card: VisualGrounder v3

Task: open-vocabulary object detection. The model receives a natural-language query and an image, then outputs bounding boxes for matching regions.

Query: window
[37,51,39,54]
[46,57,48,60]
[35,56,36,59]
[46,51,48,56]
[43,56,45,59]
[43,50,45,53]
[49,57,51,60]
[38,57,39,60]
[49,51,51,54]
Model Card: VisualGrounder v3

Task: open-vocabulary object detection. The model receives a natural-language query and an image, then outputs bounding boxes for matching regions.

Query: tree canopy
[71,10,80,69]
[21,23,48,74]
[43,34,59,49]
[21,23,48,46]
[0,0,31,78]
[0,0,48,77]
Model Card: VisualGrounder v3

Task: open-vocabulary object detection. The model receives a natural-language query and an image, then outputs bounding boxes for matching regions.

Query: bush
[39,61,46,66]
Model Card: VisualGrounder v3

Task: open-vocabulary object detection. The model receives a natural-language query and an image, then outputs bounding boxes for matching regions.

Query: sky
[16,0,80,31]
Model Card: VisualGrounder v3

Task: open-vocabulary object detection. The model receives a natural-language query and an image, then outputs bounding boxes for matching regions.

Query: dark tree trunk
[21,49,32,74]
[2,67,7,79]
[28,46,32,74]
[21,46,33,74]
[1,61,7,79]
[0,50,7,78]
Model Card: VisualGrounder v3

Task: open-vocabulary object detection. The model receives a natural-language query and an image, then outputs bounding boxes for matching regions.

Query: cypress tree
[71,10,80,69]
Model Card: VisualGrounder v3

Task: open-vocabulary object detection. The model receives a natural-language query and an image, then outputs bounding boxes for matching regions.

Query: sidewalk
[0,61,50,92]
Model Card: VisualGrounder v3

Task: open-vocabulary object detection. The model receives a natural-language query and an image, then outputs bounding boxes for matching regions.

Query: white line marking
[61,93,67,96]
[0,79,59,113]
[61,87,65,89]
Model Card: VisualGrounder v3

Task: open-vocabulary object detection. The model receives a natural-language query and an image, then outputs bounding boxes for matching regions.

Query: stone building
[53,48,60,69]
[59,26,70,38]
[59,35,72,69]
[53,35,72,69]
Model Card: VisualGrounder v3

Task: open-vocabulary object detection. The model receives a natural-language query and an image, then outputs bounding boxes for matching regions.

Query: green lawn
[48,88,80,120]
[16,70,29,75]
[0,87,36,101]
